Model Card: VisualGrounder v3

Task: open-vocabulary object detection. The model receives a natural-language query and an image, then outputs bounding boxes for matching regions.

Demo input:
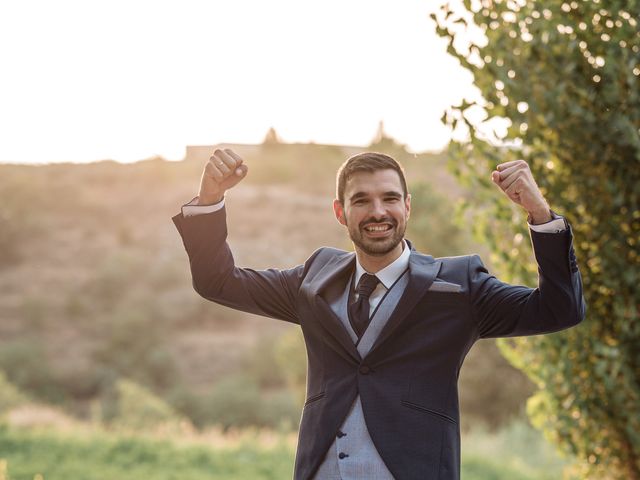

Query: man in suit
[173,148,585,480]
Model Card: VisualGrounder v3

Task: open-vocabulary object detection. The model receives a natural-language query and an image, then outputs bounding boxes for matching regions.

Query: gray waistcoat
[312,272,409,480]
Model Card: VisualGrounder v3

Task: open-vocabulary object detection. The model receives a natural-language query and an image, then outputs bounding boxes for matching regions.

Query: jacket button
[359,365,371,375]
[337,430,346,438]
[338,452,349,459]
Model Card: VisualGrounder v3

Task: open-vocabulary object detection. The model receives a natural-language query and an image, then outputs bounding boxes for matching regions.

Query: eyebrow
[349,191,403,202]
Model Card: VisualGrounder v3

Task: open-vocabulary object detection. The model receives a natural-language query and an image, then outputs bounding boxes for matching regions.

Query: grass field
[0,420,568,480]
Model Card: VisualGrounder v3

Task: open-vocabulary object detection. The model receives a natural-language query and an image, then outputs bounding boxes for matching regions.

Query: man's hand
[491,160,552,224]
[197,148,248,205]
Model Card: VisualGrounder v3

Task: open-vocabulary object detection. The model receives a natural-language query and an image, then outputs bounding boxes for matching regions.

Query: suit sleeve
[172,206,313,324]
[470,225,586,338]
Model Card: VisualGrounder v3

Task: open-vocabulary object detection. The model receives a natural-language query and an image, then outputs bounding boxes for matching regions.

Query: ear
[333,199,347,226]
[405,193,411,220]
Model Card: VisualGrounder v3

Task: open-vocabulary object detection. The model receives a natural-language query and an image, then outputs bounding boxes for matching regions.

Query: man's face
[333,169,411,257]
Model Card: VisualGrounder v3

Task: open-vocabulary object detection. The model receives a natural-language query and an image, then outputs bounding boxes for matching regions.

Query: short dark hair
[336,152,408,204]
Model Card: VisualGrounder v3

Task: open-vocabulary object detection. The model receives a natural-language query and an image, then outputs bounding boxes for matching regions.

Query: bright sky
[0,0,479,163]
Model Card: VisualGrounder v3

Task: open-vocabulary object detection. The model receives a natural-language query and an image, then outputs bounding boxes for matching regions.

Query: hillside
[0,143,533,430]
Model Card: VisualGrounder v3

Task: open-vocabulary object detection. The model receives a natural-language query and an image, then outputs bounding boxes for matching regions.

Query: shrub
[0,339,66,405]
[109,379,190,433]
[0,370,30,415]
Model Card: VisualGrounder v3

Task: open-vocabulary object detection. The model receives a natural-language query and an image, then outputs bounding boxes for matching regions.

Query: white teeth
[365,225,390,232]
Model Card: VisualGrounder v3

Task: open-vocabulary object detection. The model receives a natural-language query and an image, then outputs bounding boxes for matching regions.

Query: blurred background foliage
[0,137,537,433]
[433,0,639,478]
[0,132,570,476]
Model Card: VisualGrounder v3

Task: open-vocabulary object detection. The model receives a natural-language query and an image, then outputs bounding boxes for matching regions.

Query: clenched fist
[491,160,552,224]
[197,148,248,205]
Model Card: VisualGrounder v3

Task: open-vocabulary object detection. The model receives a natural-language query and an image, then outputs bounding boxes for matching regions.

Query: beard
[346,216,406,256]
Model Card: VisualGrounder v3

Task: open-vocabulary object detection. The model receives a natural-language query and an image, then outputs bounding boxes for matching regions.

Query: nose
[370,199,386,218]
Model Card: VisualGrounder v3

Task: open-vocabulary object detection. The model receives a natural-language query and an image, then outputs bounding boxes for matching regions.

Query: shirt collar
[354,239,411,290]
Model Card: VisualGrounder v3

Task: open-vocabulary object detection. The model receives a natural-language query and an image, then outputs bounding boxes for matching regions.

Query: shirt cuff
[528,212,567,233]
[181,197,225,217]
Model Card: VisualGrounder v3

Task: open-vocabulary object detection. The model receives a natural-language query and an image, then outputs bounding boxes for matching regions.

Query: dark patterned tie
[349,273,380,339]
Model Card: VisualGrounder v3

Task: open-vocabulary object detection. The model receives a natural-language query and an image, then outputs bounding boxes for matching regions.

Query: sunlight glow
[0,0,476,163]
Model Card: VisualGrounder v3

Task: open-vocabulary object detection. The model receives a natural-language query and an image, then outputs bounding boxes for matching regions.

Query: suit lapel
[367,251,441,357]
[308,252,361,363]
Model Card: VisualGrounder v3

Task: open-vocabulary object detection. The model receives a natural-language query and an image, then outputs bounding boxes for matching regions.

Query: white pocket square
[428,281,462,293]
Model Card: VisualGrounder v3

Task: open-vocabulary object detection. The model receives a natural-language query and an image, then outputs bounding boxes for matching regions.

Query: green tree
[432,1,639,478]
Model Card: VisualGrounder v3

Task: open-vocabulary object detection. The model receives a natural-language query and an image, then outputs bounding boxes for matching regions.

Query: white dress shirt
[353,239,412,316]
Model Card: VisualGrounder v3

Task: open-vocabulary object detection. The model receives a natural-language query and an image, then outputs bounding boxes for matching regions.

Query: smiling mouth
[363,223,393,233]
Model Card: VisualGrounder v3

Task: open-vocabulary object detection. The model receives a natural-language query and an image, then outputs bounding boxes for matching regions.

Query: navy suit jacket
[173,207,585,480]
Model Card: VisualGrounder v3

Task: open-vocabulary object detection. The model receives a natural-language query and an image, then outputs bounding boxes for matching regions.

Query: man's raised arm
[172,149,309,325]
[470,160,585,338]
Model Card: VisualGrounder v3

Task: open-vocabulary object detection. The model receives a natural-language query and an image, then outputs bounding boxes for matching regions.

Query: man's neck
[355,241,405,273]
